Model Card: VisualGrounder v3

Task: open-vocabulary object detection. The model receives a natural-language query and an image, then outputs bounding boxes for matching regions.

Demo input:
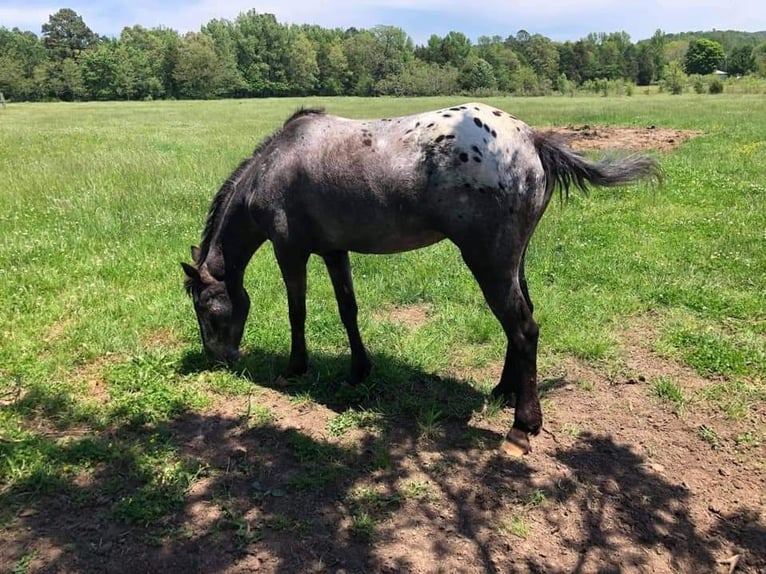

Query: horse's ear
[191,246,201,263]
[181,262,200,281]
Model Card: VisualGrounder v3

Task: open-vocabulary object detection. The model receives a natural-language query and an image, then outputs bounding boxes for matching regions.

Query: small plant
[709,78,724,94]
[735,432,760,449]
[698,425,719,447]
[652,377,686,412]
[562,424,581,438]
[522,488,547,508]
[401,480,436,501]
[417,405,443,440]
[349,511,376,541]
[327,408,384,437]
[499,515,529,539]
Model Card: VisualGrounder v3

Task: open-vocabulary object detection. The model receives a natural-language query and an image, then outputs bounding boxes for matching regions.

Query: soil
[4,127,764,574]
[544,125,703,152]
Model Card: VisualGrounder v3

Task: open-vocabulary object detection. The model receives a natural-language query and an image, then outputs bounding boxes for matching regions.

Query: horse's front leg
[322,251,372,385]
[274,246,310,378]
[462,249,542,454]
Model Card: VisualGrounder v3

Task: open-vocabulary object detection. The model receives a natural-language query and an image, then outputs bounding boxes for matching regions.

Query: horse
[182,103,659,455]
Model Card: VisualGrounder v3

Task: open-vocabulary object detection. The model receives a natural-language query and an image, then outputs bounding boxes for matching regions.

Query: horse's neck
[204,192,256,282]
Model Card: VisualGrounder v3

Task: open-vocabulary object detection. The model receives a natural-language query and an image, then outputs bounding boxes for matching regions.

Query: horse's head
[182,247,250,365]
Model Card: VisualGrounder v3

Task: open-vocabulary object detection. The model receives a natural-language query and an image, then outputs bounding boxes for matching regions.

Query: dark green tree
[727,45,756,75]
[41,8,97,60]
[683,38,724,74]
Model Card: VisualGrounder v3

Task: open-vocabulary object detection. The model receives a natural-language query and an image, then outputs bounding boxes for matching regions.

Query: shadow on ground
[2,348,763,573]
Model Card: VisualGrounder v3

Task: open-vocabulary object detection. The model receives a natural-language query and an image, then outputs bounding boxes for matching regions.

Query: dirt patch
[373,303,432,329]
[545,125,703,152]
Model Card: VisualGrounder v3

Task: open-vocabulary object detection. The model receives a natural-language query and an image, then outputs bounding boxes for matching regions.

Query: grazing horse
[182,103,659,454]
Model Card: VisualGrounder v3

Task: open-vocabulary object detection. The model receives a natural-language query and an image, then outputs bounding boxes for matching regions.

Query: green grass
[1,94,764,537]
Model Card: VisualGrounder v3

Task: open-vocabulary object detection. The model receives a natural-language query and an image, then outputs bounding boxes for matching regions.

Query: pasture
[1,95,764,572]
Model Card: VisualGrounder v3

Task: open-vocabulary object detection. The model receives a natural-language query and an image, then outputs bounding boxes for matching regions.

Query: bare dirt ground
[4,128,765,573]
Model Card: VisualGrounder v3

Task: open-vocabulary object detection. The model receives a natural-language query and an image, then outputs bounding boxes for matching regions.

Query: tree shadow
[3,352,764,573]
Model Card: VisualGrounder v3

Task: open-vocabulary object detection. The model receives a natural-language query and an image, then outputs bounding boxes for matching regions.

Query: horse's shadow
[178,345,516,422]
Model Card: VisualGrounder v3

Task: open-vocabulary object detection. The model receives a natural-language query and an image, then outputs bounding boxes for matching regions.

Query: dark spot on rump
[405,129,413,135]
[460,106,467,110]
[484,124,490,133]
[474,107,480,110]
[459,152,469,162]
[493,110,502,116]
[471,145,482,156]
[516,126,521,131]
[491,129,497,138]
[445,134,456,140]
[450,107,461,111]
[443,113,452,118]
[435,134,446,143]
[473,156,482,163]
[416,122,421,128]
[473,117,483,128]
[427,123,435,128]
[363,139,372,146]
[509,114,517,119]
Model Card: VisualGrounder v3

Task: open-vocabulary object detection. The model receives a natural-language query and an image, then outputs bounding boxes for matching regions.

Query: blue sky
[1,0,764,44]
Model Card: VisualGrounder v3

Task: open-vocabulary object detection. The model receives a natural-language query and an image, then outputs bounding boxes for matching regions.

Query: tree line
[1,8,765,102]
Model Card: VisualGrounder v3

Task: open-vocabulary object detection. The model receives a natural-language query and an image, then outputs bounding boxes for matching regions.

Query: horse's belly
[318,222,445,255]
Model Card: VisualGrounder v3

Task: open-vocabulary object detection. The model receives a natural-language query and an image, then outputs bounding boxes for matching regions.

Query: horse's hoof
[500,427,530,457]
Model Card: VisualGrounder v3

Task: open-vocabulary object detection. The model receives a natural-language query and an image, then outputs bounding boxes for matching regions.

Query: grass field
[1,94,765,572]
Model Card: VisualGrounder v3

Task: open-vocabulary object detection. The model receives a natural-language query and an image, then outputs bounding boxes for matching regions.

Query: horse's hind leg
[460,247,542,447]
[322,251,372,385]
[274,245,310,378]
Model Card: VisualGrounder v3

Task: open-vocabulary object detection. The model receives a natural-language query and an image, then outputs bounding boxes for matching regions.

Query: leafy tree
[755,42,766,77]
[684,38,724,74]
[662,61,687,94]
[0,27,49,100]
[476,36,520,91]
[459,55,496,91]
[284,28,319,95]
[81,42,118,99]
[727,45,756,75]
[173,32,225,99]
[42,8,97,60]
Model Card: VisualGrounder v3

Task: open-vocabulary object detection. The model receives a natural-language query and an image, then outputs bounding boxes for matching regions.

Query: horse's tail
[533,131,661,199]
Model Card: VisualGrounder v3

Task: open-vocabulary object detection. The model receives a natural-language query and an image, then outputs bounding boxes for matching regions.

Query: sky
[1,0,764,44]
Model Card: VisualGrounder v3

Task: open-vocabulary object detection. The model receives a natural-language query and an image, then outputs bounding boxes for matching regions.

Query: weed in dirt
[734,432,760,450]
[480,395,507,420]
[326,407,385,437]
[217,505,262,547]
[563,424,582,438]
[11,553,36,574]
[288,391,317,409]
[245,403,276,428]
[417,405,443,440]
[701,380,766,420]
[652,377,687,413]
[349,511,376,541]
[499,515,530,539]
[697,425,720,447]
[112,458,208,526]
[575,378,595,391]
[401,480,436,502]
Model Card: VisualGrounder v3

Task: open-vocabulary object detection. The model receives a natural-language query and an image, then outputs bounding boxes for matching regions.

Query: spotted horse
[182,103,659,455]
